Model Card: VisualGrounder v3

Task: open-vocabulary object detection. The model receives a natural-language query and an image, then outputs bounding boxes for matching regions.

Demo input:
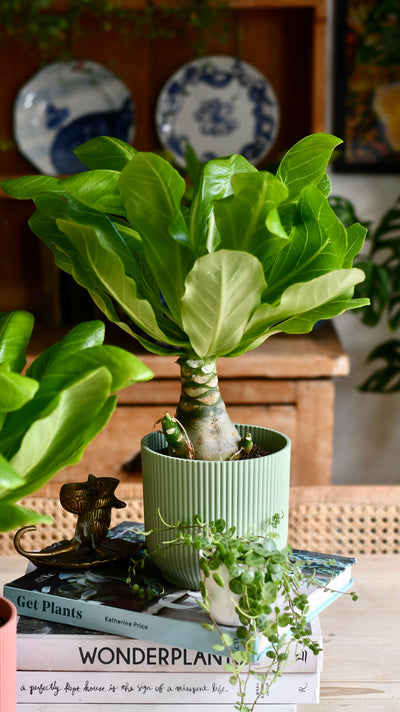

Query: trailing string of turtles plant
[127,513,357,712]
[0,132,369,462]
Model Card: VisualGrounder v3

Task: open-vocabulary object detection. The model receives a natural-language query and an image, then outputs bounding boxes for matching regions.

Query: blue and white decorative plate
[14,60,135,175]
[155,55,280,167]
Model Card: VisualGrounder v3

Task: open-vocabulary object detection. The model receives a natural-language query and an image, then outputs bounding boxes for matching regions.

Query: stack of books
[4,521,355,711]
[15,615,323,710]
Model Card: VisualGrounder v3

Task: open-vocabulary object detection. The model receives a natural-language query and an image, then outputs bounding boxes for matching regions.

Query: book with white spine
[17,669,320,704]
[16,614,323,673]
[17,706,298,712]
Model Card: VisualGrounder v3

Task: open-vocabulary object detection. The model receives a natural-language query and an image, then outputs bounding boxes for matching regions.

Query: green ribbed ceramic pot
[141,424,291,589]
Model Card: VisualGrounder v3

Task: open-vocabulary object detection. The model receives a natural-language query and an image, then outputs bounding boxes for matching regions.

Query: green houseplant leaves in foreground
[0,311,153,532]
[0,133,369,461]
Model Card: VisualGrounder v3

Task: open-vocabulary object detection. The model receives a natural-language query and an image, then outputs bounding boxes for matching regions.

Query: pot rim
[0,595,17,625]
[141,423,291,461]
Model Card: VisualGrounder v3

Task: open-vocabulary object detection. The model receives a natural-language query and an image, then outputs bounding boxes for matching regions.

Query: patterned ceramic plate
[155,55,280,168]
[14,60,135,175]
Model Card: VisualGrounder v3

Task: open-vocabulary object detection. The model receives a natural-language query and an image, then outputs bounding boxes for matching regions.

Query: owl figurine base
[14,474,142,569]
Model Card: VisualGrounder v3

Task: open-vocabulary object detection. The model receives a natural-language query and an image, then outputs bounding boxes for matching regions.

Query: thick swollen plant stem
[170,357,241,461]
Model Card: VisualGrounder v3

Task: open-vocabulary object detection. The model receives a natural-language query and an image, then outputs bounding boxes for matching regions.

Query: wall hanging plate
[155,55,280,168]
[14,60,135,175]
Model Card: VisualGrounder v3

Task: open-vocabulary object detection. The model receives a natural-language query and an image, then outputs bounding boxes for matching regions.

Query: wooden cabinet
[31,322,348,497]
[0,0,327,173]
[0,0,327,321]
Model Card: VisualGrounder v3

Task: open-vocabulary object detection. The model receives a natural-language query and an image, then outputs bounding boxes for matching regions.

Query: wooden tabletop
[1,554,398,710]
[301,555,400,711]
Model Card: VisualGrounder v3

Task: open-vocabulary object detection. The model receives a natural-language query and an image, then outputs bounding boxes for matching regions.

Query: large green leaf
[29,207,116,301]
[230,295,369,356]
[227,269,368,355]
[49,199,183,341]
[74,136,137,171]
[0,453,24,496]
[276,134,342,200]
[119,152,194,323]
[56,218,178,345]
[26,320,106,381]
[264,186,349,304]
[28,195,104,280]
[245,268,367,333]
[0,309,155,529]
[30,199,139,291]
[0,175,62,199]
[344,223,368,266]
[32,344,153,398]
[268,296,369,336]
[29,192,179,346]
[111,219,143,254]
[214,171,289,264]
[29,210,184,354]
[0,366,38,413]
[0,311,34,372]
[120,153,189,243]
[0,502,52,533]
[4,369,116,501]
[181,250,266,358]
[0,328,153,460]
[188,154,257,254]
[60,170,126,216]
[30,202,182,345]
[60,204,146,288]
[86,289,184,356]
[29,195,74,260]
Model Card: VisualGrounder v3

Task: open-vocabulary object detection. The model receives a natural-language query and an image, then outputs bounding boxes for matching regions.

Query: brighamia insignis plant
[0,132,369,461]
[0,310,152,532]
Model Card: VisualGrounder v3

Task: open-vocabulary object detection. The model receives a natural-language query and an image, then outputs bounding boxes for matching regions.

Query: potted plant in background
[0,132,369,587]
[329,191,400,393]
[0,309,152,711]
[353,193,400,393]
